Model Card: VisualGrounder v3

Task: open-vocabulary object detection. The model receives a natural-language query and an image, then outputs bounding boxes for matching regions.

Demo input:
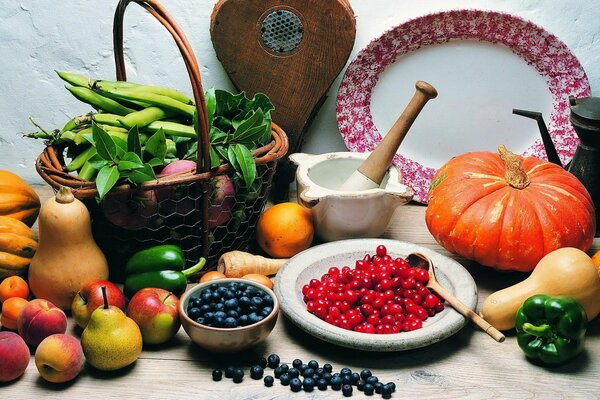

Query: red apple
[17,299,67,347]
[72,280,127,328]
[35,334,85,383]
[126,288,180,345]
[0,331,30,382]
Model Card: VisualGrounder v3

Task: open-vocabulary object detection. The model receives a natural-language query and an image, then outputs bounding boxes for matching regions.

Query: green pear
[81,287,142,371]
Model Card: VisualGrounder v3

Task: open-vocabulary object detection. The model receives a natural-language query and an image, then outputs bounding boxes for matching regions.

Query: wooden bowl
[179,279,279,353]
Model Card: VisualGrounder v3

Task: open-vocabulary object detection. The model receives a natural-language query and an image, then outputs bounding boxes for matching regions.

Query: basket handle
[112,0,211,174]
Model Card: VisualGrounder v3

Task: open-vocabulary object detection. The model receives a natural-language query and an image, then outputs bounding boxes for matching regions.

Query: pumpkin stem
[498,145,530,189]
[56,186,75,204]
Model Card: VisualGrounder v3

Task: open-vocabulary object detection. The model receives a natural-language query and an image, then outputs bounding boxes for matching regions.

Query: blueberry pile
[186,282,275,328]
[212,354,396,398]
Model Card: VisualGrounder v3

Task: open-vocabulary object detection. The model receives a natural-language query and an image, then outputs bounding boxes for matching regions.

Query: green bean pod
[91,113,123,127]
[143,120,196,138]
[65,86,136,116]
[94,80,193,104]
[94,84,195,117]
[66,146,96,172]
[166,139,177,157]
[78,160,98,180]
[117,106,174,129]
[55,70,91,87]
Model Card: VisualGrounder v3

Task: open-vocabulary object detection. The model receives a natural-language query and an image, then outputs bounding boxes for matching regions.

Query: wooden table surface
[3,186,600,399]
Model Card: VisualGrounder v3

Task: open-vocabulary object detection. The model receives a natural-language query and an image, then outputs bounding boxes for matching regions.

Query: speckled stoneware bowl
[179,279,279,353]
[274,239,477,351]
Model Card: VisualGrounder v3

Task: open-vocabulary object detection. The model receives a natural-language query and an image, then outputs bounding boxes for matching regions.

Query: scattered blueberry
[342,374,352,385]
[274,366,284,378]
[360,369,372,380]
[232,368,244,383]
[323,363,333,373]
[315,368,325,377]
[290,378,302,392]
[331,375,343,390]
[321,372,332,383]
[258,357,268,368]
[298,363,308,373]
[340,367,352,376]
[387,382,396,392]
[303,377,315,392]
[350,372,360,383]
[364,383,375,396]
[250,365,264,379]
[374,382,383,394]
[308,360,319,369]
[212,369,222,381]
[381,383,393,397]
[342,384,353,397]
[267,354,280,368]
[302,368,315,378]
[280,373,291,386]
[292,359,302,369]
[225,366,235,378]
[317,378,328,391]
[366,375,379,385]
[264,376,274,387]
[288,368,300,378]
[357,380,365,391]
[280,364,289,373]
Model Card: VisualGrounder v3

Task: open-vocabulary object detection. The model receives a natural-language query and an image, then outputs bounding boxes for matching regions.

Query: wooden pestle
[339,81,438,191]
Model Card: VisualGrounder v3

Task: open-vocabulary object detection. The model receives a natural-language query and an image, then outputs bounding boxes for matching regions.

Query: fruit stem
[498,145,530,189]
[56,186,75,204]
[182,258,207,277]
[101,286,109,309]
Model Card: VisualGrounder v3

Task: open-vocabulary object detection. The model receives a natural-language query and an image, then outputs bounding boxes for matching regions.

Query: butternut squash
[0,170,41,227]
[28,186,109,310]
[481,247,600,331]
[0,216,38,278]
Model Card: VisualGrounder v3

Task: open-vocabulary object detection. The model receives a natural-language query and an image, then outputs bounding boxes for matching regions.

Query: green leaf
[227,145,240,173]
[205,87,216,127]
[209,126,228,144]
[232,143,256,187]
[118,152,144,171]
[215,89,245,118]
[96,165,120,199]
[144,128,167,160]
[147,157,164,167]
[233,109,263,140]
[215,145,229,160]
[127,126,142,158]
[114,137,127,157]
[251,93,275,114]
[82,133,94,145]
[235,123,268,144]
[92,123,117,161]
[87,154,111,169]
[209,146,221,169]
[122,164,156,184]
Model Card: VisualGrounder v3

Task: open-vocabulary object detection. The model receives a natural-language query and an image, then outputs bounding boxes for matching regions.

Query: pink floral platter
[336,9,591,204]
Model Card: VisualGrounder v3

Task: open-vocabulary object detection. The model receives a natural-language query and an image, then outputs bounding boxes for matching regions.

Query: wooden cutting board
[210,0,356,153]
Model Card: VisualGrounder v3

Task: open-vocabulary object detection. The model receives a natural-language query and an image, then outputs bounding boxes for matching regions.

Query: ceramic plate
[274,239,477,352]
[336,10,591,203]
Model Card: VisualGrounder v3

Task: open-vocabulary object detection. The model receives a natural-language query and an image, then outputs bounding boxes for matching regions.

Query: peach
[0,331,30,382]
[35,334,85,383]
[17,299,67,347]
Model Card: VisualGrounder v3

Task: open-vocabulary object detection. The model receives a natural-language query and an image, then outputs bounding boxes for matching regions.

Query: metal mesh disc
[260,9,304,53]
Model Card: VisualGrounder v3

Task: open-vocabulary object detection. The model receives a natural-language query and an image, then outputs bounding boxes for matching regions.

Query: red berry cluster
[302,245,444,334]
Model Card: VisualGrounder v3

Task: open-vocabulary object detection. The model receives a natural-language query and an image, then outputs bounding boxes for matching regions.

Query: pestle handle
[357,81,438,185]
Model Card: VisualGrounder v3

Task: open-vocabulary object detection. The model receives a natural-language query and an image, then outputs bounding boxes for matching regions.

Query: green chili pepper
[123,244,206,297]
[515,294,587,365]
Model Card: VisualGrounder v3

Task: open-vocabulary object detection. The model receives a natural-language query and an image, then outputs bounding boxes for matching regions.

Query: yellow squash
[0,170,41,227]
[481,247,600,331]
[28,186,109,310]
[0,216,38,278]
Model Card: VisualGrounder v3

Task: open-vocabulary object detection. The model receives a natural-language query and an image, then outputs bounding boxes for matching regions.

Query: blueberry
[224,317,237,328]
[232,368,244,383]
[374,382,383,394]
[290,378,302,392]
[239,296,251,308]
[263,294,274,306]
[288,368,300,378]
[224,290,236,299]
[274,366,284,378]
[213,316,225,327]
[224,298,238,309]
[214,311,227,320]
[216,286,228,296]
[342,375,352,385]
[209,283,218,291]
[299,363,308,373]
[317,378,328,391]
[303,377,315,392]
[315,368,325,377]
[340,367,352,376]
[264,375,274,387]
[227,310,239,319]
[250,365,264,379]
[190,297,202,308]
[258,357,268,368]
[363,383,375,395]
[201,292,212,303]
[225,366,235,378]
[260,307,273,317]
[200,304,211,314]
[267,354,280,368]
[330,375,343,390]
[292,359,302,369]
[360,369,372,380]
[387,382,396,392]
[342,384,353,397]
[249,305,258,313]
[212,369,222,381]
[204,312,215,323]
[213,303,225,312]
[357,380,365,391]
[350,372,360,383]
[238,315,250,326]
[211,292,221,302]
[321,372,332,382]
[307,359,319,369]
[228,282,239,291]
[248,313,260,323]
[280,373,291,386]
[279,363,289,373]
[323,363,333,373]
[366,376,378,385]
[381,384,392,396]
[187,307,202,320]
[195,317,204,325]
[302,368,315,378]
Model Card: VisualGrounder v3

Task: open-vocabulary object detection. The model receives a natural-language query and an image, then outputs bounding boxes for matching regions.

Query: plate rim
[274,239,478,352]
[336,9,591,204]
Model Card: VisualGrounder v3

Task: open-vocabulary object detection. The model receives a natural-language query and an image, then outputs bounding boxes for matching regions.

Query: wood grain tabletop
[2,186,600,399]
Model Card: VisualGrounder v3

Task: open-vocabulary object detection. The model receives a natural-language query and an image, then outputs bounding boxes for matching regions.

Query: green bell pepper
[515,294,587,365]
[124,244,206,298]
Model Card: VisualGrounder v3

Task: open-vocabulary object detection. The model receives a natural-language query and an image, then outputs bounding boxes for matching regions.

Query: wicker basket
[35,0,288,281]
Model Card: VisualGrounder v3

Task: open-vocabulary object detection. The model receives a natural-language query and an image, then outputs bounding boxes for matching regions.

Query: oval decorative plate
[274,239,477,352]
[336,10,591,203]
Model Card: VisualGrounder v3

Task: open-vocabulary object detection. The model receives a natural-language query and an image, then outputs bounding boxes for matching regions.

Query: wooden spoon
[406,252,505,343]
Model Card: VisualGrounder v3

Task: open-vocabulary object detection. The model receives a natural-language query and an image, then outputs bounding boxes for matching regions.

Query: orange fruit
[1,297,29,330]
[256,202,313,258]
[0,276,29,302]
[592,250,600,269]
[199,271,227,283]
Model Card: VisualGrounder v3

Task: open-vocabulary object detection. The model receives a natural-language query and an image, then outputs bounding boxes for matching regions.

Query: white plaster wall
[0,0,598,183]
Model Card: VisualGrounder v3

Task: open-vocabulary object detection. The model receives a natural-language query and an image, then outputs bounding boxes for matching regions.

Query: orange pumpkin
[0,216,38,278]
[425,145,595,272]
[0,170,41,227]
